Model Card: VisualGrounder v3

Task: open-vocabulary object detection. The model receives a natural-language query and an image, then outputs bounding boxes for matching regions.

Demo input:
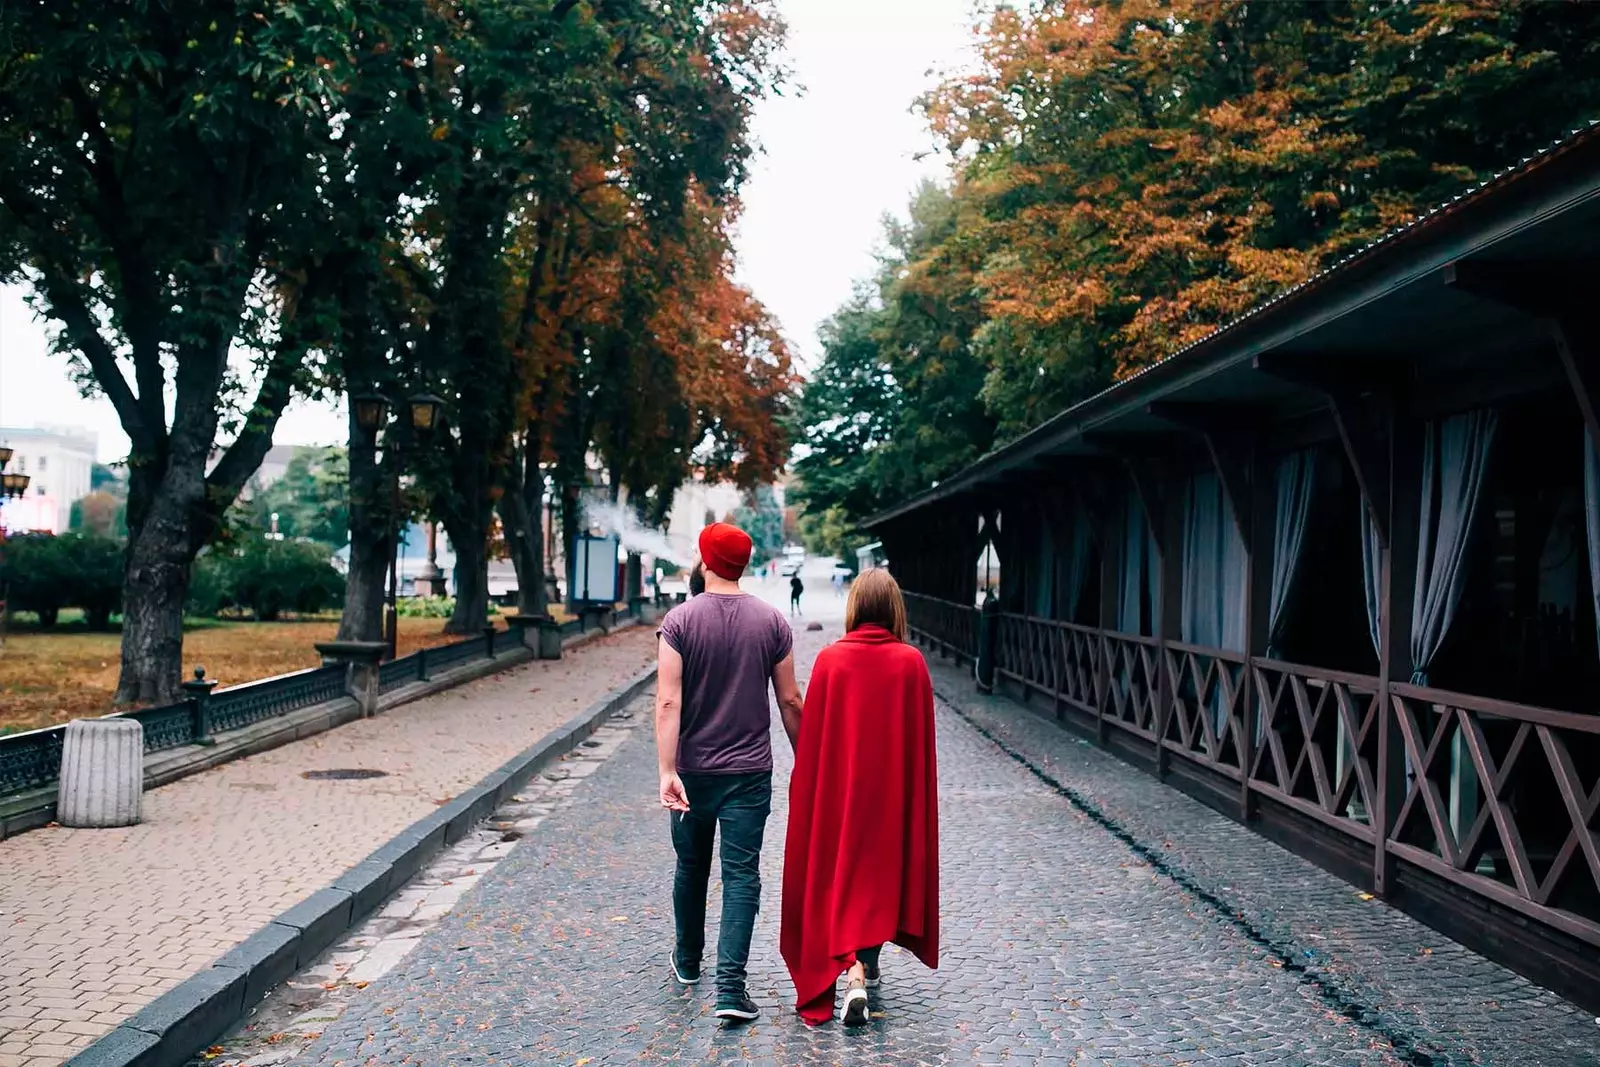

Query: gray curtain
[1410,409,1498,685]
[1033,519,1055,617]
[1117,491,1147,634]
[1180,470,1248,652]
[1060,511,1093,623]
[1584,432,1600,660]
[1360,505,1382,658]
[1266,450,1318,659]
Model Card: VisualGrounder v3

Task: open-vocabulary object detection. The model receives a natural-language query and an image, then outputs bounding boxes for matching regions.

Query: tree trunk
[337,413,392,642]
[114,489,198,705]
[446,517,490,633]
[499,488,546,617]
[560,481,581,613]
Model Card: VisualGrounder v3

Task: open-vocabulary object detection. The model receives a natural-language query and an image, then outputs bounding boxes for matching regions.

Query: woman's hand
[659,772,690,812]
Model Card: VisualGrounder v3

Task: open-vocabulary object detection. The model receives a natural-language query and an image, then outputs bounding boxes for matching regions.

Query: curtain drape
[1118,492,1147,634]
[1033,518,1055,617]
[1410,409,1498,685]
[1583,431,1600,661]
[1266,450,1318,659]
[1061,513,1093,623]
[1179,471,1248,652]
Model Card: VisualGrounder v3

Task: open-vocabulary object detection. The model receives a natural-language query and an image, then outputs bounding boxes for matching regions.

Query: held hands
[659,771,690,812]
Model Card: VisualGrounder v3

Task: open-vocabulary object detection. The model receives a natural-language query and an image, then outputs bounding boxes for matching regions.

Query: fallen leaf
[354,980,370,989]
[1356,892,1375,901]
[609,915,629,923]
[577,1059,593,1066]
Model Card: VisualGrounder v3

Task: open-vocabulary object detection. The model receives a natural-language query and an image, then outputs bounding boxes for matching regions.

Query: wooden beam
[1253,351,1411,396]
[1550,318,1600,452]
[1328,392,1392,549]
[1123,459,1166,558]
[1201,430,1253,554]
[1443,259,1596,318]
[1146,401,1268,436]
[1083,430,1177,461]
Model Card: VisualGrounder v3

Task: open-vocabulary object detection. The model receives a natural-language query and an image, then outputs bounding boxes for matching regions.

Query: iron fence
[0,629,513,807]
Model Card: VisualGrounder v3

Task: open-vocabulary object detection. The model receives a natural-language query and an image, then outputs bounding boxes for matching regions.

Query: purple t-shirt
[659,593,793,774]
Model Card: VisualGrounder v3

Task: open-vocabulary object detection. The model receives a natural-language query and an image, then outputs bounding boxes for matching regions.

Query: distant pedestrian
[831,572,845,597]
[655,523,804,1022]
[789,574,804,616]
[781,568,940,1026]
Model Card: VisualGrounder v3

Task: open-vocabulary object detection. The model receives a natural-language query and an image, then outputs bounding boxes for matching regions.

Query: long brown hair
[845,568,907,641]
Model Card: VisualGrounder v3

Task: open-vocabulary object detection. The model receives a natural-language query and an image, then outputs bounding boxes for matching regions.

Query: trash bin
[56,717,143,828]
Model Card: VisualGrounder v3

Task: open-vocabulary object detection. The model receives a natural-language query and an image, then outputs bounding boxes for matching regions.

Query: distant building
[0,425,97,533]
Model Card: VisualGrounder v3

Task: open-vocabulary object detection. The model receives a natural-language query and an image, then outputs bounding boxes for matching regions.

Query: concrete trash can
[56,718,144,828]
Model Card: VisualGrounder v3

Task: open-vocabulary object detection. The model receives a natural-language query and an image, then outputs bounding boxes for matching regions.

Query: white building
[0,425,97,533]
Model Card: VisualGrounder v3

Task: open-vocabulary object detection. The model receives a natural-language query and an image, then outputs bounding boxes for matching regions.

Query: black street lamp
[356,391,443,659]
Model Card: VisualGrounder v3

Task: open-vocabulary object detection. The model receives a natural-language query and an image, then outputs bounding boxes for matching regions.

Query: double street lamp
[0,446,30,502]
[0,445,30,643]
[354,392,444,659]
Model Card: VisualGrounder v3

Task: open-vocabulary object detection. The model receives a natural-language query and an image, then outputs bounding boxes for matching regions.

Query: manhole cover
[301,768,390,780]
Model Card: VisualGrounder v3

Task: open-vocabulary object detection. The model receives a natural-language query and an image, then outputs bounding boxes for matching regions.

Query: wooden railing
[904,592,978,663]
[1386,682,1600,947]
[904,597,1600,954]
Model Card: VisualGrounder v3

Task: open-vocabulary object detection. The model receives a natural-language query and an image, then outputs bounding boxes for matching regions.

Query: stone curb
[0,620,639,840]
[64,659,659,1067]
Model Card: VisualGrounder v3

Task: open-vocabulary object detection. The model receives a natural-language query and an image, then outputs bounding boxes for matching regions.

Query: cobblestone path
[0,626,656,1067]
[272,610,1595,1067]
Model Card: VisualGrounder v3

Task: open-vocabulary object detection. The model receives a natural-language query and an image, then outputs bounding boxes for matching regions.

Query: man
[789,573,804,616]
[656,522,803,1021]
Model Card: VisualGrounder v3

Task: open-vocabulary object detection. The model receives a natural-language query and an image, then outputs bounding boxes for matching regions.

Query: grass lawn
[0,615,518,734]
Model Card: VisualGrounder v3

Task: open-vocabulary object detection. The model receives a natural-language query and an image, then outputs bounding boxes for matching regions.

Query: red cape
[780,626,939,1023]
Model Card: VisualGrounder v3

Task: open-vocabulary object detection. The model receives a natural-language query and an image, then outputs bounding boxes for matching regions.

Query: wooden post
[1095,492,1120,745]
[1156,470,1183,781]
[1242,441,1274,821]
[1376,398,1422,897]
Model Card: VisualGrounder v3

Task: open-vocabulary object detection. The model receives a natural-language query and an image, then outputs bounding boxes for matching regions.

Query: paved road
[0,627,657,1067]
[270,585,1594,1067]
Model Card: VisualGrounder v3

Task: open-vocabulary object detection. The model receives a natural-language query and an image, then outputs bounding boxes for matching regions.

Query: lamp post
[354,392,444,660]
[0,445,30,646]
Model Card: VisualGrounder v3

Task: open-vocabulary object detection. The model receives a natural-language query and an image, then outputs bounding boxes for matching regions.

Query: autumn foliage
[795,0,1600,544]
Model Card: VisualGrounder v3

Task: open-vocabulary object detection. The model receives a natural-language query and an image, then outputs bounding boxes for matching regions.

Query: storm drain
[301,768,390,780]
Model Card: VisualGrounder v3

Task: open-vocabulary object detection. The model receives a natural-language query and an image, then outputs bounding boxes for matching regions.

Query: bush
[188,538,343,621]
[0,532,123,629]
[397,596,454,618]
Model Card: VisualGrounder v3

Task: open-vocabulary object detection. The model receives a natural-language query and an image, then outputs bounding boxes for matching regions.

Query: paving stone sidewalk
[255,615,1596,1066]
[924,658,1600,1067]
[0,626,656,1067]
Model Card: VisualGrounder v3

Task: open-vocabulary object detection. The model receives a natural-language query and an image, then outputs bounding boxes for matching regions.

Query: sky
[0,0,981,464]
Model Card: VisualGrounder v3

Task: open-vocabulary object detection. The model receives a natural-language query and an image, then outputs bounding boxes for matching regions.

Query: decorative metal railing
[0,628,520,806]
[904,597,1600,953]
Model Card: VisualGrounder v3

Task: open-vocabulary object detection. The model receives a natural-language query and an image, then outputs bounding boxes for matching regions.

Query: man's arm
[772,652,803,752]
[655,637,690,811]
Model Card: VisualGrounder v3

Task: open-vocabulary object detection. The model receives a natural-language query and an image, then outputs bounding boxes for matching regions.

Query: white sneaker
[839,983,869,1026]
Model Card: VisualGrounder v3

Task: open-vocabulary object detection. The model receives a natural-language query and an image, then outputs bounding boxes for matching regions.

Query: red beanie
[698,522,753,581]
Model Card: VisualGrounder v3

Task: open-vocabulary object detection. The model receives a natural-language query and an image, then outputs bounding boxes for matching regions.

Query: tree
[239,447,348,547]
[0,2,378,702]
[915,1,1600,437]
[732,485,785,565]
[69,491,126,539]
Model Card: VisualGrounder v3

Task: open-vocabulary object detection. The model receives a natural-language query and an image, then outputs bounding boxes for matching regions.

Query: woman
[780,569,939,1026]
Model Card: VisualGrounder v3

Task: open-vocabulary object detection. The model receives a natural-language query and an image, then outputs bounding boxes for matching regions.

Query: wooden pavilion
[865,123,1600,1011]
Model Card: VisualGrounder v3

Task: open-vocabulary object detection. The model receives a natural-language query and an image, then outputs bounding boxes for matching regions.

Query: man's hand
[660,772,690,812]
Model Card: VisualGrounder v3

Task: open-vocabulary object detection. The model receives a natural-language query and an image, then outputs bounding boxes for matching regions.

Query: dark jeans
[671,771,772,999]
[857,945,881,970]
